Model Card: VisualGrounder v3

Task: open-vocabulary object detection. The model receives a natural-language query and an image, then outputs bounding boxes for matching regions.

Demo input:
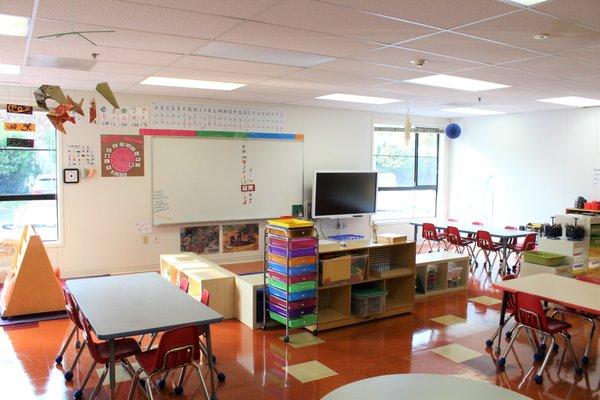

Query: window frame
[372,126,441,220]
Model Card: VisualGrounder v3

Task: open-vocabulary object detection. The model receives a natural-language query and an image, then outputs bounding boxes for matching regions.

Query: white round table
[322,374,531,400]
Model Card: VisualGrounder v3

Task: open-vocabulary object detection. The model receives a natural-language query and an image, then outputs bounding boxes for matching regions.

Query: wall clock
[63,168,79,183]
[100,134,145,177]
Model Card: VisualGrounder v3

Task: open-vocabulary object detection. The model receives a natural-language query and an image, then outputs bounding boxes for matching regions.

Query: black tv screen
[312,171,377,218]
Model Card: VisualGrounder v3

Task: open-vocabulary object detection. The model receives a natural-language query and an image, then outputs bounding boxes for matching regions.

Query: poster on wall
[100,135,144,177]
[180,225,220,254]
[222,223,259,253]
[66,144,97,168]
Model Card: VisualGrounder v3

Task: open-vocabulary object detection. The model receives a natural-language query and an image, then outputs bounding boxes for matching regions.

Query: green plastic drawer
[523,251,565,266]
[269,311,317,328]
[266,277,316,293]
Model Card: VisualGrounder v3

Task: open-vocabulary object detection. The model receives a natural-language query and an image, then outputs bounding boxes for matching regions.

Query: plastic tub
[267,269,317,284]
[523,251,566,266]
[266,286,316,302]
[268,303,316,318]
[266,226,315,238]
[267,245,317,258]
[267,295,317,310]
[266,235,317,250]
[267,253,317,267]
[266,261,317,276]
[266,277,316,293]
[351,287,387,317]
[267,218,314,229]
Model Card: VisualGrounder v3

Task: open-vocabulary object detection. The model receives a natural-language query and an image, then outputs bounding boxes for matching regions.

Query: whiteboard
[151,137,303,225]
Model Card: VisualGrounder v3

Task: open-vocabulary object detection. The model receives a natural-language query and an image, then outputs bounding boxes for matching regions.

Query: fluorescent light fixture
[0,13,29,37]
[0,63,21,75]
[194,41,334,68]
[537,96,600,107]
[140,76,245,90]
[316,93,402,104]
[503,0,549,6]
[404,74,510,92]
[442,107,505,116]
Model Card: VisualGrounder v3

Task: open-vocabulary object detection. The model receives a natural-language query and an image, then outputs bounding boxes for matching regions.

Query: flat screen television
[312,171,378,218]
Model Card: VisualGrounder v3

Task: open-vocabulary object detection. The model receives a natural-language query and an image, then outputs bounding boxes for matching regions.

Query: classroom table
[66,272,223,400]
[410,219,530,275]
[322,374,531,399]
[491,273,600,353]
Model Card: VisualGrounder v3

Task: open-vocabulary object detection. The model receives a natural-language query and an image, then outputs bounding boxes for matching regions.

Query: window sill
[372,218,417,226]
[43,240,63,248]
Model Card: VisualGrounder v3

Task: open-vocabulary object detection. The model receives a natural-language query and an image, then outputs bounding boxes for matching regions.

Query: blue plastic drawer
[266,286,316,302]
[267,261,317,276]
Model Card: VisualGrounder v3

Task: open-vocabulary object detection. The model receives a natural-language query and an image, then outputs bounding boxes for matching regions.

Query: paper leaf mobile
[89,98,97,123]
[39,85,67,104]
[96,82,119,108]
[33,89,49,110]
[67,95,84,116]
[46,114,66,134]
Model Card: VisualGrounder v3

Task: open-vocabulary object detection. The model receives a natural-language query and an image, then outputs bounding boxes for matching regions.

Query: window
[0,111,58,241]
[373,125,440,220]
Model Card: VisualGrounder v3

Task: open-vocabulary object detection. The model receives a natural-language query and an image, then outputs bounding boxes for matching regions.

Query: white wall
[0,90,448,278]
[448,108,600,227]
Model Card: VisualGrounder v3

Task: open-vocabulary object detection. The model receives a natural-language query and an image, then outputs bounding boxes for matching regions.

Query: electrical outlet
[142,235,149,244]
[150,233,159,244]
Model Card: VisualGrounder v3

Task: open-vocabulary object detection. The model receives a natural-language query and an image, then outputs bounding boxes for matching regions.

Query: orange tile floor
[1,261,599,399]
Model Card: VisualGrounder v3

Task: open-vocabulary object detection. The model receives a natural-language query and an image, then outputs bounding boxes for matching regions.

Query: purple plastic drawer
[267,295,317,310]
[267,245,317,258]
[267,235,317,250]
[268,303,316,318]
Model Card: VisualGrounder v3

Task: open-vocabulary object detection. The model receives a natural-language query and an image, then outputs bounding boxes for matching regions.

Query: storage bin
[267,269,317,284]
[267,245,317,258]
[320,255,351,285]
[523,251,566,266]
[447,265,463,288]
[267,277,316,293]
[349,254,367,282]
[351,287,387,316]
[267,295,317,310]
[266,285,316,301]
[269,311,317,328]
[267,218,314,229]
[426,265,438,291]
[267,253,317,267]
[266,235,317,250]
[266,261,317,276]
[268,303,316,318]
[266,226,315,238]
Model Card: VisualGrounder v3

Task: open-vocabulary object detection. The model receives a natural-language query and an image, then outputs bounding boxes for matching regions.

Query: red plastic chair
[418,223,448,253]
[445,226,476,267]
[127,325,209,400]
[56,288,88,381]
[476,230,503,276]
[551,275,600,365]
[74,311,141,400]
[498,292,583,384]
[509,233,536,275]
[485,275,518,347]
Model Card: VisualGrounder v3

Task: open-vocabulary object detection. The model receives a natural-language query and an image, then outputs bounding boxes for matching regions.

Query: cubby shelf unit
[414,251,469,299]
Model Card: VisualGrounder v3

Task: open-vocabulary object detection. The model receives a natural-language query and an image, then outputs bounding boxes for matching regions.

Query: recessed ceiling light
[316,93,402,104]
[502,0,549,6]
[140,76,245,90]
[193,41,335,68]
[442,107,505,116]
[0,63,21,75]
[537,96,600,107]
[404,74,510,92]
[0,13,29,37]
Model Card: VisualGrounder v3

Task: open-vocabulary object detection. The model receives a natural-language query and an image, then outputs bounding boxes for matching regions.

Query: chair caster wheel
[497,357,506,367]
[505,331,512,339]
[539,343,547,352]
[552,344,559,353]
[533,352,544,362]
[582,356,590,365]
[174,386,184,396]
[73,389,83,399]
[565,333,571,339]
[217,372,226,382]
[75,340,81,349]
[575,367,584,375]
[64,371,74,381]
[157,379,166,389]
[485,339,494,347]
[210,393,218,400]
[212,354,217,364]
[283,336,289,343]
[55,355,63,364]
[534,375,543,384]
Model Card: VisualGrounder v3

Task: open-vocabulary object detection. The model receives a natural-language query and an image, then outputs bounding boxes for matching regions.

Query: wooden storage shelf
[414,252,469,300]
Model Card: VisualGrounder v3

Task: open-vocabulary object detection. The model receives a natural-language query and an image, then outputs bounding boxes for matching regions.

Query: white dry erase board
[151,136,303,225]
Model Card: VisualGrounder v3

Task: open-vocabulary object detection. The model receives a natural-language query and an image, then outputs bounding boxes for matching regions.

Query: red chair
[509,233,536,275]
[551,275,600,365]
[445,226,476,267]
[418,223,448,253]
[74,312,141,400]
[127,325,209,400]
[475,230,503,276]
[498,292,583,384]
[56,288,87,381]
[485,275,519,348]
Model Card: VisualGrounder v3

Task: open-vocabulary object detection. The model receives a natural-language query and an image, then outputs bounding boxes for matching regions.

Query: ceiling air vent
[26,55,96,71]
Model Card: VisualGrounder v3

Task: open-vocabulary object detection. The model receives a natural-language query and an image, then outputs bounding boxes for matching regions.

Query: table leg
[205,326,218,400]
[109,339,116,399]
[495,291,509,353]
[500,238,509,276]
[413,225,417,241]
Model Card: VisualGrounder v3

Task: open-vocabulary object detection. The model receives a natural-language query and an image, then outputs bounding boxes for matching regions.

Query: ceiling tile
[521,77,600,97]
[171,55,300,77]
[280,69,393,87]
[152,67,270,84]
[350,46,483,73]
[33,20,207,54]
[534,0,600,30]
[124,0,281,19]
[22,66,146,83]
[400,32,540,64]
[559,45,600,66]
[0,75,21,84]
[449,66,554,86]
[0,0,34,16]
[253,0,438,45]
[457,9,600,54]
[501,55,600,78]
[224,84,329,99]
[90,61,162,76]
[0,36,27,54]
[257,77,356,92]
[320,0,518,29]
[0,51,24,65]
[374,81,495,98]
[575,75,600,86]
[27,39,182,66]
[218,21,381,57]
[312,58,428,80]
[211,90,305,104]
[126,84,224,98]
[20,75,133,91]
[36,0,240,39]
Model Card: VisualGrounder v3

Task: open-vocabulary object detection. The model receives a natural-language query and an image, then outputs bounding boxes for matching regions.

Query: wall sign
[7,104,33,114]
[4,122,35,132]
[101,135,145,177]
[6,138,34,148]
[66,144,97,168]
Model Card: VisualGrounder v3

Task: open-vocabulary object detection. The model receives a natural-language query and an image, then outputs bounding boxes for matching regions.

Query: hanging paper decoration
[67,96,84,116]
[89,98,97,123]
[39,85,67,104]
[445,123,461,139]
[404,108,412,146]
[96,82,119,108]
[34,89,49,110]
